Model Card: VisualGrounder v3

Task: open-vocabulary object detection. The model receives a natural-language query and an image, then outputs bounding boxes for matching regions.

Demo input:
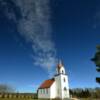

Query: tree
[0,84,15,93]
[95,87,100,98]
[91,45,100,84]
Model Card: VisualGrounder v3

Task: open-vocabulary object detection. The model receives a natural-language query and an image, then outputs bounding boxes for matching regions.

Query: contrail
[0,0,57,77]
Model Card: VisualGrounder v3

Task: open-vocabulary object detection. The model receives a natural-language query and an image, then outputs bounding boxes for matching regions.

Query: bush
[34,93,38,99]
[0,93,3,98]
[8,94,13,98]
[52,97,62,100]
[13,94,17,98]
[4,94,8,98]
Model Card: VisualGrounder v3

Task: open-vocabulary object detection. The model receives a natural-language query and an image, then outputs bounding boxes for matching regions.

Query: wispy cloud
[93,11,100,29]
[91,3,100,29]
[0,0,57,77]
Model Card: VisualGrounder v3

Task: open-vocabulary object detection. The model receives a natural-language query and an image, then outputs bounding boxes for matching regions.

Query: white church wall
[54,73,69,99]
[59,67,65,74]
[54,75,62,98]
[50,81,56,98]
[38,88,50,99]
[60,74,69,98]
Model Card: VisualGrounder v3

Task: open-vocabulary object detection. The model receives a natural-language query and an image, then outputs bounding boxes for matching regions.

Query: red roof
[38,79,55,89]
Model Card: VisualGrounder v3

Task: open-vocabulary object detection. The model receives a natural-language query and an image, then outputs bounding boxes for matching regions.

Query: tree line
[70,87,100,99]
[0,84,37,99]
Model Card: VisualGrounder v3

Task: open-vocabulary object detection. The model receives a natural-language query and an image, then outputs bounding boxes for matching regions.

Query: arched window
[41,89,42,94]
[64,78,66,82]
[64,87,67,91]
[46,89,48,94]
[43,89,45,94]
[62,70,64,74]
[40,89,42,94]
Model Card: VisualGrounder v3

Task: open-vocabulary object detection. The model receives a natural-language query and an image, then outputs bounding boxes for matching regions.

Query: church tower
[54,60,69,99]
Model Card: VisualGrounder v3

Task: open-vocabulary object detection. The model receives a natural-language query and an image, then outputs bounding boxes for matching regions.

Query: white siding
[50,81,56,98]
[38,82,57,99]
[55,75,62,98]
[61,74,69,98]
[54,74,69,99]
[59,67,65,74]
[38,88,50,99]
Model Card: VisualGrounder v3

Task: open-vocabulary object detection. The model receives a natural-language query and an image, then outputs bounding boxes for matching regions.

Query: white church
[37,61,70,99]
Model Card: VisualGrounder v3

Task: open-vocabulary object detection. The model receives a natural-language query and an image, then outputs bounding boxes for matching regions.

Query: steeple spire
[58,59,63,68]
[56,59,66,75]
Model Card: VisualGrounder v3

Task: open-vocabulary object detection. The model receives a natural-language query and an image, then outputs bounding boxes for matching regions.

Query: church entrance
[64,87,67,98]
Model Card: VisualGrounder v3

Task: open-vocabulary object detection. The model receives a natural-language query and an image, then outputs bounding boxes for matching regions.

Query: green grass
[80,99,100,100]
[0,98,37,100]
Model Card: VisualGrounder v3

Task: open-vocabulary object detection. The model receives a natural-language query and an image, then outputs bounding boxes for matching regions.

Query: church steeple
[58,60,63,68]
[56,60,65,75]
[54,60,69,99]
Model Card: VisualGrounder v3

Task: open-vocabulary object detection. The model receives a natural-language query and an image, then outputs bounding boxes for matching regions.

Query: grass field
[0,98,78,100]
[0,98,80,100]
[0,98,100,100]
[0,98,37,100]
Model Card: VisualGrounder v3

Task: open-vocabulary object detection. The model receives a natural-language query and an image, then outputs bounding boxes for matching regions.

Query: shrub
[34,93,38,99]
[4,94,8,98]
[0,93,3,98]
[9,94,13,98]
[52,97,62,100]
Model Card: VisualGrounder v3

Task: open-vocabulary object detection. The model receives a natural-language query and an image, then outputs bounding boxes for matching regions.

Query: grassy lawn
[80,99,100,100]
[0,98,100,100]
[0,98,37,100]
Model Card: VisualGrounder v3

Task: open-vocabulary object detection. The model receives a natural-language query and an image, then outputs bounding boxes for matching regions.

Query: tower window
[62,70,64,74]
[64,87,67,91]
[64,78,66,82]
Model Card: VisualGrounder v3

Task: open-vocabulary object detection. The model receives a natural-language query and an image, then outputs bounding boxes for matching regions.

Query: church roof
[38,78,55,89]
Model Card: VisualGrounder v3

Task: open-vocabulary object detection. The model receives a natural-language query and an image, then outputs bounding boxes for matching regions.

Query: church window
[64,78,66,82]
[39,89,40,93]
[46,89,48,94]
[64,87,67,91]
[62,70,64,74]
[42,89,44,94]
[45,89,46,94]
[43,89,45,94]
[40,89,41,94]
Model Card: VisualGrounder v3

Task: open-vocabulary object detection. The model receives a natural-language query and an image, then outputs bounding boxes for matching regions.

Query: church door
[64,87,67,98]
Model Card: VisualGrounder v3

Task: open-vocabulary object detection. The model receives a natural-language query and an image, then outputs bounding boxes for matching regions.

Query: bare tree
[0,84,15,93]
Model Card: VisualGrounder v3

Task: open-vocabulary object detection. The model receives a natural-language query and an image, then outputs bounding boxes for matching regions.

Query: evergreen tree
[91,45,100,84]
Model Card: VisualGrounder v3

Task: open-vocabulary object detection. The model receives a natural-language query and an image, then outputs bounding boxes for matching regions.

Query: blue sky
[0,0,100,92]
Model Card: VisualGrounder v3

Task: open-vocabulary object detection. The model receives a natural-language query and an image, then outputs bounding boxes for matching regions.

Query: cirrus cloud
[0,0,57,77]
